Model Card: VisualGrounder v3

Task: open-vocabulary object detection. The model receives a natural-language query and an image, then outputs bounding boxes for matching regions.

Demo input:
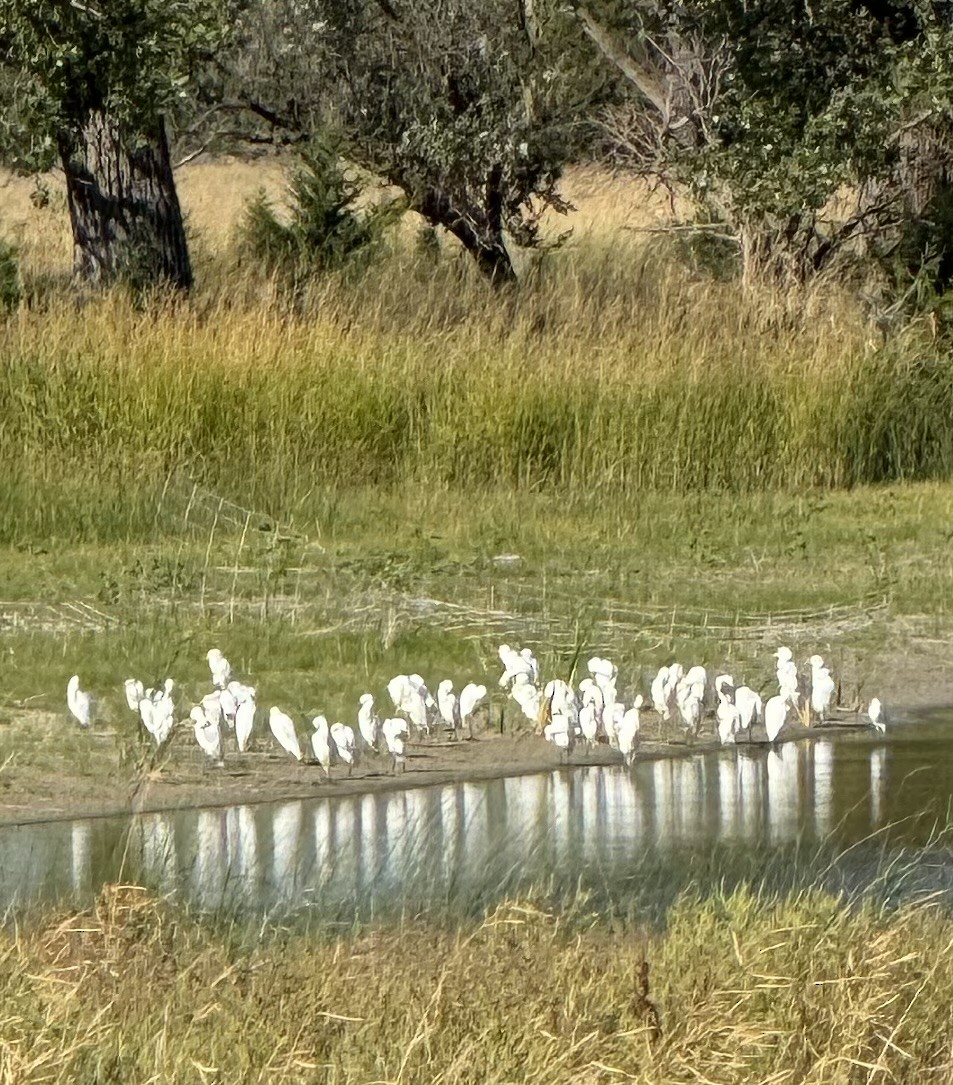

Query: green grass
[2,241,953,551]
[0,481,950,733]
[1,232,952,787]
[5,884,953,1082]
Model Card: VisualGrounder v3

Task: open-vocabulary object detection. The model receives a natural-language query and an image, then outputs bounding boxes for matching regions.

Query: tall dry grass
[4,884,953,1083]
[1,160,951,544]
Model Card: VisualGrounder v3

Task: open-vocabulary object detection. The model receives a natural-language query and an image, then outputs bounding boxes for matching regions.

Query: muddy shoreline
[1,701,949,830]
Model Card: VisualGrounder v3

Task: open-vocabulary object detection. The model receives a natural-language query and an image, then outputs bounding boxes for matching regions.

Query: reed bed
[3,160,953,545]
[2,238,952,546]
[2,883,952,1082]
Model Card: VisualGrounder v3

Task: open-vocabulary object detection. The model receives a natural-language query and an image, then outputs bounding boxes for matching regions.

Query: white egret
[775,647,801,707]
[716,699,741,745]
[578,678,605,726]
[436,679,461,737]
[142,679,175,745]
[458,682,487,739]
[269,707,303,761]
[330,722,356,775]
[123,678,144,714]
[67,675,92,729]
[235,697,256,752]
[734,686,762,737]
[764,695,789,743]
[201,691,223,727]
[138,697,156,739]
[543,709,575,758]
[207,648,232,690]
[868,697,886,734]
[618,695,643,766]
[387,674,432,735]
[310,716,336,778]
[607,702,625,749]
[382,717,409,773]
[714,674,735,701]
[579,701,599,749]
[587,656,617,686]
[544,679,576,718]
[520,647,540,684]
[510,673,542,722]
[651,665,671,718]
[498,644,536,688]
[219,686,238,729]
[150,693,175,745]
[675,685,702,736]
[809,657,836,723]
[357,693,380,751]
[190,705,223,763]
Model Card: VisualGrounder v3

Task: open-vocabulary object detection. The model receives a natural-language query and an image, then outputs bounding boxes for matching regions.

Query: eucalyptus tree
[0,0,232,290]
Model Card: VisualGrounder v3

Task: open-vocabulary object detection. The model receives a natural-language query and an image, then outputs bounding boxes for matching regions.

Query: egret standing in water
[269,707,303,761]
[617,695,643,766]
[764,695,789,744]
[868,697,886,734]
[67,675,92,729]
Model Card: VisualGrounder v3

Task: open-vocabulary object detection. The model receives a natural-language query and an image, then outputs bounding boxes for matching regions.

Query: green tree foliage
[224,0,585,284]
[0,0,230,168]
[579,0,953,295]
[0,0,233,289]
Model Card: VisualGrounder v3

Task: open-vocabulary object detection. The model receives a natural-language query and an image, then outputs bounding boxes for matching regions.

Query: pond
[2,715,952,924]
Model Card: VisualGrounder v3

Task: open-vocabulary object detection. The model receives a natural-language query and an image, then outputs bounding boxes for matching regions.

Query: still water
[2,717,952,923]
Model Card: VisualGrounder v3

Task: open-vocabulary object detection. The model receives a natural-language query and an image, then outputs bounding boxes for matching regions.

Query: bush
[238,142,398,286]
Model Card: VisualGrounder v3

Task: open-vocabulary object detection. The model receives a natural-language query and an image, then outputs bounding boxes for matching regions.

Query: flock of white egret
[65,650,489,776]
[498,642,886,761]
[63,641,886,776]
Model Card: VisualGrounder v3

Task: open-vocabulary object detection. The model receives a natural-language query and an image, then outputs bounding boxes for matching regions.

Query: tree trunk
[417,184,518,287]
[57,112,192,291]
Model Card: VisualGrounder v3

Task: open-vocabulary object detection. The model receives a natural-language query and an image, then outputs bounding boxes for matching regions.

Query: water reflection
[2,724,952,920]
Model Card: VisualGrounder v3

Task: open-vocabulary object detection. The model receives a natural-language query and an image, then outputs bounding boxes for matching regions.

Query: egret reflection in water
[3,724,953,920]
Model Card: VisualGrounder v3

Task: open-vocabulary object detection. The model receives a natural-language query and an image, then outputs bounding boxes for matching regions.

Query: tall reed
[2,239,951,543]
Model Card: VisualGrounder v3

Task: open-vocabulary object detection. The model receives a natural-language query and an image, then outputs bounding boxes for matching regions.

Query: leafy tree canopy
[0,0,233,169]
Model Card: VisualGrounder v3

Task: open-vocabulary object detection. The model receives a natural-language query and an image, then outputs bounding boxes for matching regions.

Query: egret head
[774,646,793,663]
